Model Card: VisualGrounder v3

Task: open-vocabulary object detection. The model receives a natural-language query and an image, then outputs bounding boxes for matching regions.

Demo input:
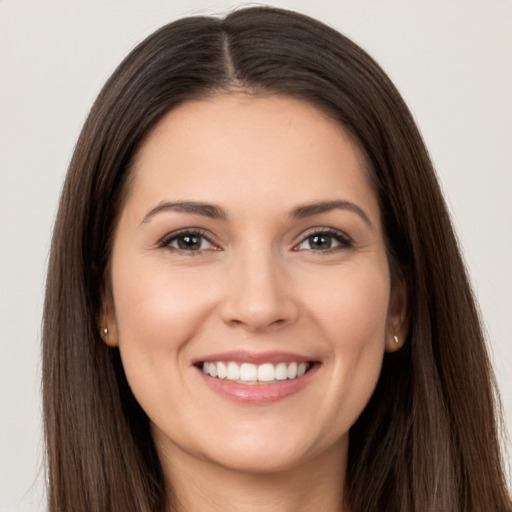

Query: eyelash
[293,228,353,253]
[158,229,219,254]
[158,227,353,254]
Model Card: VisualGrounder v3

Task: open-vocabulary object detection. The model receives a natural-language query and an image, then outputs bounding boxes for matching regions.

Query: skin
[104,94,407,512]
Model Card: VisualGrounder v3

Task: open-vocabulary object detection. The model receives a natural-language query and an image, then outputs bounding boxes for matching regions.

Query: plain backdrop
[1,1,511,510]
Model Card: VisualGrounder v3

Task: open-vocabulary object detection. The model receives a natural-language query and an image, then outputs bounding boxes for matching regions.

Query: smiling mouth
[198,361,314,384]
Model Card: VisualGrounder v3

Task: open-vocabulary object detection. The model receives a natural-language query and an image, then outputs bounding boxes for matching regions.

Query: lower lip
[197,364,318,404]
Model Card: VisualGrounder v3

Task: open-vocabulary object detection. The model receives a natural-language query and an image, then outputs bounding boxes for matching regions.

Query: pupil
[310,234,331,249]
[178,235,200,250]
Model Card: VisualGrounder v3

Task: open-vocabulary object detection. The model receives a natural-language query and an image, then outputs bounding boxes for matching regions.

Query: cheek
[305,259,390,346]
[303,261,390,425]
[109,255,217,399]
[330,264,390,376]
[112,256,213,345]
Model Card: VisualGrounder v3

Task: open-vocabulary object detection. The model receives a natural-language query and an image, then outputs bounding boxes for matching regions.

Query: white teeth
[287,362,298,379]
[227,362,240,380]
[217,361,227,379]
[240,363,257,381]
[275,362,288,380]
[202,361,312,383]
[257,363,275,382]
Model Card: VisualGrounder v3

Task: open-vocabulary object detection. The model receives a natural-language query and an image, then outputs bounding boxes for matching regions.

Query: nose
[220,251,299,332]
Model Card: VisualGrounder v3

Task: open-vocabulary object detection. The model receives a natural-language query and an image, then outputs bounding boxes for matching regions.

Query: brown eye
[163,231,216,252]
[295,229,352,252]
[307,234,334,250]
[177,234,202,250]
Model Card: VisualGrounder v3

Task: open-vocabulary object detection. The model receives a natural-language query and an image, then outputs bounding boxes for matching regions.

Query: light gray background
[1,1,511,510]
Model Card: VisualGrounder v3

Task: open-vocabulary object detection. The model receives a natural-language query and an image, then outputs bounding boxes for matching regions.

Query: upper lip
[193,350,314,365]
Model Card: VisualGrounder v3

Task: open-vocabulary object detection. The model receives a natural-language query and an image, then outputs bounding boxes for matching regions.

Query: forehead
[126,94,380,223]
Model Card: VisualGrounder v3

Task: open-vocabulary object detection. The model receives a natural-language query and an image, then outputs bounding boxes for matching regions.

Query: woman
[42,6,511,512]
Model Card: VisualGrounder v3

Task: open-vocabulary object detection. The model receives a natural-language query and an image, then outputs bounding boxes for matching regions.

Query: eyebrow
[291,200,372,227]
[141,201,227,224]
[141,199,372,226]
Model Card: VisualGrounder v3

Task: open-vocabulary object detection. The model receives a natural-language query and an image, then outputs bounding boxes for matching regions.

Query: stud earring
[393,335,399,344]
[103,327,109,335]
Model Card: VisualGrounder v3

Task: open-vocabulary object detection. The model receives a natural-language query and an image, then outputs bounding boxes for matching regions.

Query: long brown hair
[43,6,511,512]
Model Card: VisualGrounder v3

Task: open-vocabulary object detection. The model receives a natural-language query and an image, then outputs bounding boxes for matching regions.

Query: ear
[385,274,408,353]
[99,287,119,347]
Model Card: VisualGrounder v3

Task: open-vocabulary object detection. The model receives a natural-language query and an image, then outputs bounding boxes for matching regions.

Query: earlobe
[100,291,119,347]
[385,275,409,353]
[386,332,404,352]
[100,325,118,347]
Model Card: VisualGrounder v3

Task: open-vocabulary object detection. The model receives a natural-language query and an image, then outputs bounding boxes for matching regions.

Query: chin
[182,422,348,476]
[201,442,317,475]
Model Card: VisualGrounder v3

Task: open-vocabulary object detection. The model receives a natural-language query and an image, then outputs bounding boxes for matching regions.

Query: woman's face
[105,94,405,475]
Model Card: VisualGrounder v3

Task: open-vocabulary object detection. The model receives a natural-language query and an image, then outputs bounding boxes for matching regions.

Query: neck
[159,440,348,512]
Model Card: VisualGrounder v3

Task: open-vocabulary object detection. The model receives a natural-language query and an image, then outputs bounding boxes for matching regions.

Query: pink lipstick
[194,351,319,404]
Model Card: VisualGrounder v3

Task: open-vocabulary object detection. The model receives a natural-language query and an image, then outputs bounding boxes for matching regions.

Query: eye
[294,229,352,252]
[160,230,217,252]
